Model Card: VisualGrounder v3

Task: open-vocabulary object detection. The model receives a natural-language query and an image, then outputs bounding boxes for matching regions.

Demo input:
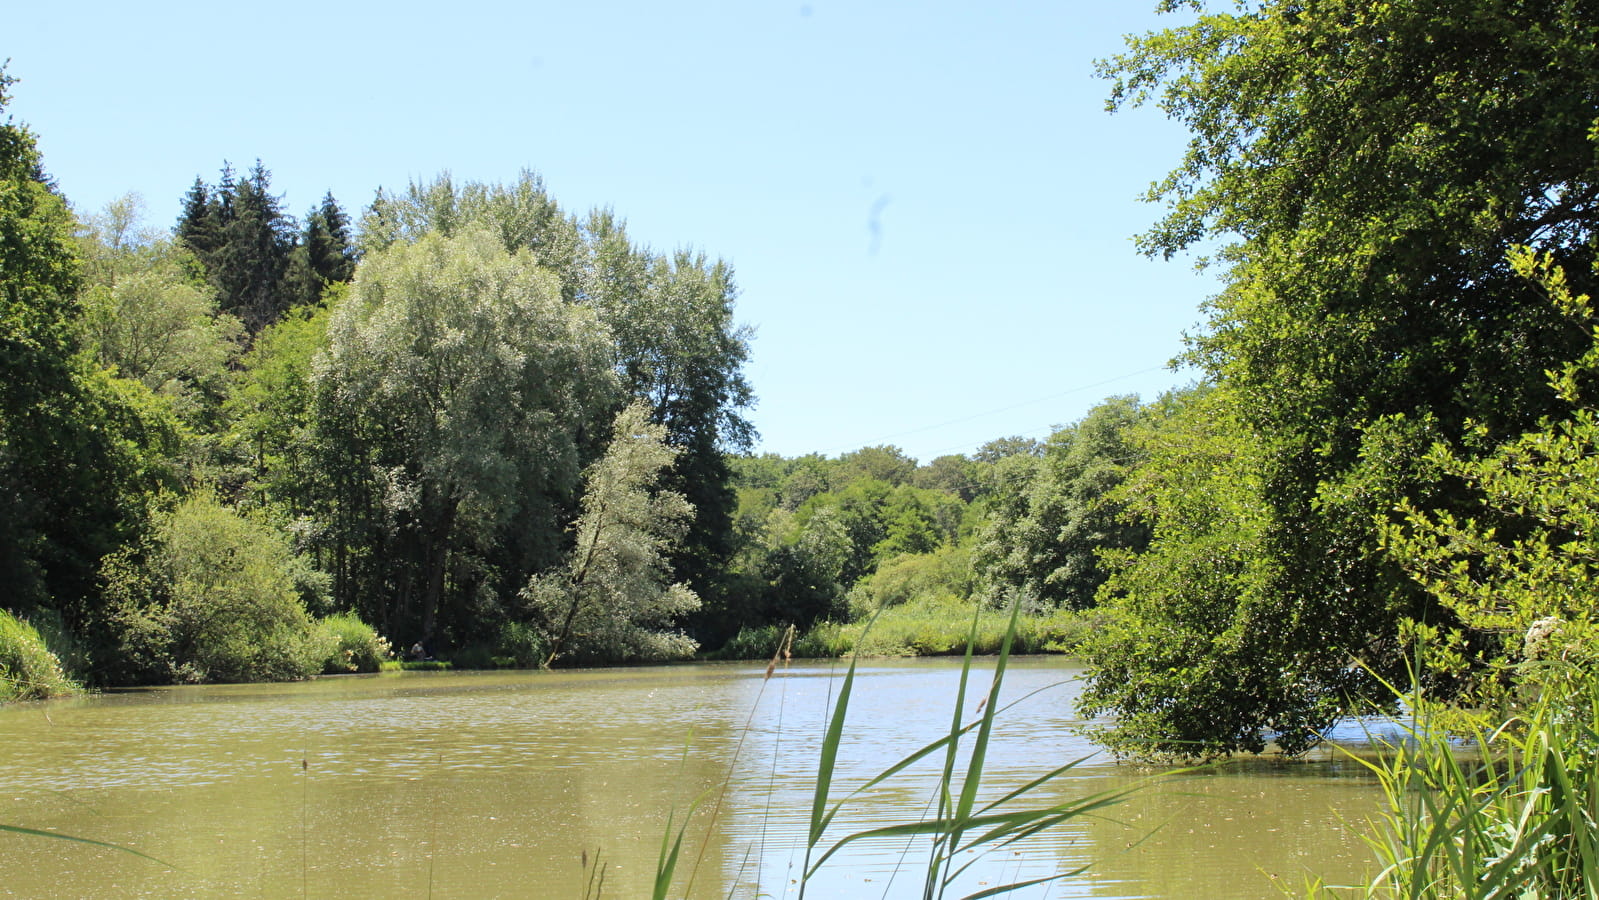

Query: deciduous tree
[314,227,616,644]
[525,402,700,664]
[1086,0,1599,754]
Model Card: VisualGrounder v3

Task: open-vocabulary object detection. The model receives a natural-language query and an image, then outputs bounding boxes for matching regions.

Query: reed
[656,596,1155,899]
[1309,670,1599,899]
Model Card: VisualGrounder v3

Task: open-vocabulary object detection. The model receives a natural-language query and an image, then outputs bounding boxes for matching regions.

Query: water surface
[0,658,1380,898]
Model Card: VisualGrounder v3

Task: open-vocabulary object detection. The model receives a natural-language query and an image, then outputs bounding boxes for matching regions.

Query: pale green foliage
[846,545,974,618]
[104,493,330,684]
[526,402,700,664]
[320,227,614,517]
[316,226,617,639]
[0,608,78,701]
[317,612,390,674]
[76,195,243,396]
[1384,250,1599,717]
[362,175,754,621]
[358,171,586,291]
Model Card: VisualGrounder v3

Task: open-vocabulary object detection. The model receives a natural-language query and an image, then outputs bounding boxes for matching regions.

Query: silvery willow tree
[359,173,755,643]
[313,227,617,646]
[526,401,701,665]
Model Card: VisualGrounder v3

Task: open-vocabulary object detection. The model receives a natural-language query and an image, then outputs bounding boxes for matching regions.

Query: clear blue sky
[7,1,1212,463]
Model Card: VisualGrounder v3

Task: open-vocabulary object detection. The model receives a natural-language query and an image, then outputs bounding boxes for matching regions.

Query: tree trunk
[419,493,459,645]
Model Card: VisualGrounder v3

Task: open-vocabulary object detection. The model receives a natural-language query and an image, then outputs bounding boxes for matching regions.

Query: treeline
[705,396,1155,653]
[0,62,757,687]
[2,61,1168,691]
[7,0,1599,768]
[5,57,1173,693]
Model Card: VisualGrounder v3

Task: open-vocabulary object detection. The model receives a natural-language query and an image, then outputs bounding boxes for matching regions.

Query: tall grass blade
[925,601,985,892]
[0,823,180,870]
[652,733,709,900]
[1319,663,1599,900]
[797,650,860,899]
[796,593,1151,899]
[936,595,1023,896]
[653,807,687,900]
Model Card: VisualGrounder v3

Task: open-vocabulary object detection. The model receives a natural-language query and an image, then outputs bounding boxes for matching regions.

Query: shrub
[0,609,79,701]
[845,546,974,619]
[1027,606,1107,654]
[793,620,848,658]
[104,493,331,684]
[445,643,501,670]
[497,621,549,669]
[318,613,390,674]
[711,624,787,660]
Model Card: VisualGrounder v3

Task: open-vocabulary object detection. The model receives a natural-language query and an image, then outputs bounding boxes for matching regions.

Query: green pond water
[0,658,1382,898]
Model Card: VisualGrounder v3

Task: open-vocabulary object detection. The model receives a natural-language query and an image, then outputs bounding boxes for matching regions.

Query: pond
[0,658,1382,898]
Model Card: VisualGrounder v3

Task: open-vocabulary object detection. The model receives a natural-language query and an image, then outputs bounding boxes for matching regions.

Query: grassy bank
[0,609,81,702]
[712,596,1105,660]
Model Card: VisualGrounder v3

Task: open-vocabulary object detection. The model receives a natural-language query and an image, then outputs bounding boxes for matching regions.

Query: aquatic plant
[1309,667,1599,899]
[654,599,1156,899]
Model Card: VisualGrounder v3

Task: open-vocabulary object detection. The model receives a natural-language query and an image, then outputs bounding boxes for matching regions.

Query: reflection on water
[0,659,1379,898]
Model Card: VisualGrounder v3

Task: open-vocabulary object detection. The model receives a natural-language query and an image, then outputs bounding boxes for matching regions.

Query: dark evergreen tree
[285,193,357,307]
[175,177,221,258]
[176,161,299,333]
[308,192,356,285]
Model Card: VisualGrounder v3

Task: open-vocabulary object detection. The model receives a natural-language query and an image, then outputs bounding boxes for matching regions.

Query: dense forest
[5,0,1599,764]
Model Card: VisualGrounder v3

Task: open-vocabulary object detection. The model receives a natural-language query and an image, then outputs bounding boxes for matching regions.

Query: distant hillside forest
[6,0,1599,763]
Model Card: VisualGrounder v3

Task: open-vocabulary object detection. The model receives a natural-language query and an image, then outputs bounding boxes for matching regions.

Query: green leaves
[315,227,618,642]
[1382,252,1599,718]
[102,493,327,684]
[525,402,701,665]
[1083,0,1599,756]
[973,395,1152,611]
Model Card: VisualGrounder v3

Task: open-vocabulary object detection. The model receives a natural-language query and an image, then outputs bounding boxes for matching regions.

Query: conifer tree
[176,161,299,333]
[308,192,356,285]
[286,193,357,307]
